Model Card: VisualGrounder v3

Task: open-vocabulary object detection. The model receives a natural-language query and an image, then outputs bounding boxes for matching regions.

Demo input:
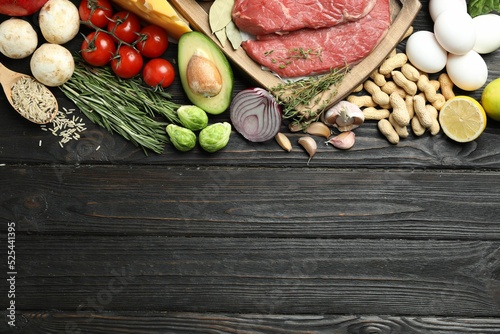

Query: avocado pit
[186,53,222,97]
[178,31,234,115]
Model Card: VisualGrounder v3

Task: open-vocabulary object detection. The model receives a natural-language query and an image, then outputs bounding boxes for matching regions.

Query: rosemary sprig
[60,59,182,154]
[269,66,349,128]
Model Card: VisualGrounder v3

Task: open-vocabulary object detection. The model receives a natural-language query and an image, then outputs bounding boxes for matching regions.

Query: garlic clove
[326,131,356,150]
[322,110,338,126]
[335,119,355,132]
[298,136,317,164]
[275,132,292,152]
[305,121,331,138]
[288,122,304,132]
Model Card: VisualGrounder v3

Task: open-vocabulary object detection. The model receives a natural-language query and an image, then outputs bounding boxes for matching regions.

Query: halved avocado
[178,31,234,115]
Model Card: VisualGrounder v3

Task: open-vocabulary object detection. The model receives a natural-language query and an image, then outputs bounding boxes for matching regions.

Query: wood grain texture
[4,233,500,315]
[4,313,500,334]
[1,165,500,318]
[2,165,500,239]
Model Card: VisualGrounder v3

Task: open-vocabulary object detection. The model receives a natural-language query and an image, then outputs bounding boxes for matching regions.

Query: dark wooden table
[2,1,500,333]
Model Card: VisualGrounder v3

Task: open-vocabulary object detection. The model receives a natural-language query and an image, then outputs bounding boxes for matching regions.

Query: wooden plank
[2,115,500,168]
[6,235,500,315]
[6,312,500,333]
[2,165,500,238]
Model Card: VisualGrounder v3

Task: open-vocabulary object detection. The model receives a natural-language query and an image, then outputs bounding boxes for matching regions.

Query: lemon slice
[438,96,487,143]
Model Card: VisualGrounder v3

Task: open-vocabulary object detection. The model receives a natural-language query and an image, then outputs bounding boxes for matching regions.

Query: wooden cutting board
[170,0,422,110]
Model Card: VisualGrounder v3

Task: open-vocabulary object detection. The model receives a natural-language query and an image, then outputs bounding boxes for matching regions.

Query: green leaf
[468,0,500,17]
[209,0,235,33]
[214,27,227,47]
[226,20,242,50]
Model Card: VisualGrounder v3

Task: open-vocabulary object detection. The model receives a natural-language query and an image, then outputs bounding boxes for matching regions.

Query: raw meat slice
[233,0,377,36]
[241,0,391,78]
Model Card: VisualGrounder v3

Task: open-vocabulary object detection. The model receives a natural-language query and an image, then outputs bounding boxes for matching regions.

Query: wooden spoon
[0,62,58,124]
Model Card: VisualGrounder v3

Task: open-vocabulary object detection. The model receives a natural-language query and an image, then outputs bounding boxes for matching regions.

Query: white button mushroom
[0,18,38,59]
[30,43,75,87]
[39,0,80,45]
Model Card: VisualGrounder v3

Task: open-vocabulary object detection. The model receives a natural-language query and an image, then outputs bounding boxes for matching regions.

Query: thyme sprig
[266,47,323,70]
[59,59,181,154]
[269,65,349,128]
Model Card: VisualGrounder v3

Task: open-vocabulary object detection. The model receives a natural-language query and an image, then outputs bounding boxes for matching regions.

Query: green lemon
[481,78,500,121]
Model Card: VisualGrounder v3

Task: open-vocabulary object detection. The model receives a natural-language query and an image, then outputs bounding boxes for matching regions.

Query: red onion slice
[230,87,282,142]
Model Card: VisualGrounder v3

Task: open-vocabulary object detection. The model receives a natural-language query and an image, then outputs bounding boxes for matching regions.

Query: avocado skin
[178,31,234,115]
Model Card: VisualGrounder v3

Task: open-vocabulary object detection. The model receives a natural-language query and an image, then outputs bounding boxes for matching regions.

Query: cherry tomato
[136,25,169,58]
[111,45,143,79]
[79,0,113,28]
[80,31,116,67]
[107,11,141,44]
[142,58,175,88]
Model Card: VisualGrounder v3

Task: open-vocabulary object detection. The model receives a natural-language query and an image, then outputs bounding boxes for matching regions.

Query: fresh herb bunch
[269,66,348,128]
[59,58,181,154]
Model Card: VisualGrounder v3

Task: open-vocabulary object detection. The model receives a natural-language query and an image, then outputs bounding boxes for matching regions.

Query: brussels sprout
[177,105,209,131]
[166,124,197,152]
[199,122,231,153]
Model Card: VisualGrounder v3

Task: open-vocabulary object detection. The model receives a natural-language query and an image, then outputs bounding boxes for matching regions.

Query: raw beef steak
[233,0,377,36]
[241,0,391,78]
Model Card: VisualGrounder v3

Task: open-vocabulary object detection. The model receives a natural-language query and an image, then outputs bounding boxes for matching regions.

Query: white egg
[429,0,467,21]
[446,50,488,91]
[405,31,447,73]
[472,14,500,54]
[434,9,476,55]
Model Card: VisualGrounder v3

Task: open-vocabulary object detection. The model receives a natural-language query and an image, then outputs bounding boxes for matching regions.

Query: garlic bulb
[322,100,365,131]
